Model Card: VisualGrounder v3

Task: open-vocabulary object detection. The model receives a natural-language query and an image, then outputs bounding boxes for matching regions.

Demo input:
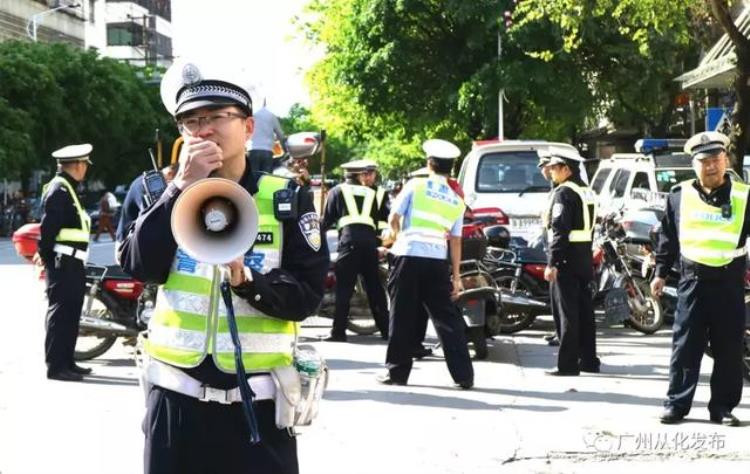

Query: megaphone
[171,178,259,264]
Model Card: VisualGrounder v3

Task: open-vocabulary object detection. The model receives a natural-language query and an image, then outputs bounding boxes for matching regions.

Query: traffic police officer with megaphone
[119,58,328,474]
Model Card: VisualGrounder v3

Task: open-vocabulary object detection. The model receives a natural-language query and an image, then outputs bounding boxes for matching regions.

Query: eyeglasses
[177,111,247,134]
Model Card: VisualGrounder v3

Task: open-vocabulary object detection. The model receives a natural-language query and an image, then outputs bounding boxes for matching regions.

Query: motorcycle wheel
[626,279,664,335]
[75,293,118,361]
[468,326,488,360]
[494,275,539,334]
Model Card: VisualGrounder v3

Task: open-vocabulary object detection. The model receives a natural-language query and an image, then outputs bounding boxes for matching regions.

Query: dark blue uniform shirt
[116,174,147,244]
[39,171,88,266]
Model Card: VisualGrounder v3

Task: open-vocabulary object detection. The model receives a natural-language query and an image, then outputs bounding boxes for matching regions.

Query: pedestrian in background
[35,144,94,381]
[94,190,116,241]
[653,131,747,427]
[248,99,288,173]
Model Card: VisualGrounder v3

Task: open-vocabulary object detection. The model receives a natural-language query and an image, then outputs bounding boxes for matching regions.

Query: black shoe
[710,411,740,427]
[580,365,600,374]
[546,369,579,376]
[543,333,557,342]
[659,407,685,424]
[547,337,560,347]
[376,374,407,386]
[70,364,92,375]
[324,334,347,342]
[47,369,84,382]
[412,347,433,360]
[454,380,473,390]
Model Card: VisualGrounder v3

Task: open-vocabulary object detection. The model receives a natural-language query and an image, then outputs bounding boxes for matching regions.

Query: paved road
[1,239,749,473]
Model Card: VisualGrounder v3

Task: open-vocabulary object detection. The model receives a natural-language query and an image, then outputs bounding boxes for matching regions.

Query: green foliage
[0,41,174,189]
[302,0,700,175]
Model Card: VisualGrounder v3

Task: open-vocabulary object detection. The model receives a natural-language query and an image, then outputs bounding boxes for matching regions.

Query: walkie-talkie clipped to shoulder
[142,148,167,207]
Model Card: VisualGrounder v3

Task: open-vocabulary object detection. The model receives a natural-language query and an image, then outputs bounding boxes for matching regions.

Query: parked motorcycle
[75,264,155,360]
[593,211,664,334]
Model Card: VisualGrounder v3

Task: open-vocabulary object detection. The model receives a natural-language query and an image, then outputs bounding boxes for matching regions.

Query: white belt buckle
[199,386,231,404]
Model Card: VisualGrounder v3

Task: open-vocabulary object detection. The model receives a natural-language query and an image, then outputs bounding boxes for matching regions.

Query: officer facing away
[321,159,390,341]
[119,58,328,474]
[379,139,474,388]
[34,144,93,381]
[542,147,600,376]
[652,131,747,427]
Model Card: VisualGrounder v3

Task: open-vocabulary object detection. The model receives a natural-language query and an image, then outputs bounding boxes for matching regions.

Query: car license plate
[510,217,542,229]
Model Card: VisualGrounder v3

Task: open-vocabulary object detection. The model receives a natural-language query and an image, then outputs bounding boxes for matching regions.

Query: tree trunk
[709,0,750,175]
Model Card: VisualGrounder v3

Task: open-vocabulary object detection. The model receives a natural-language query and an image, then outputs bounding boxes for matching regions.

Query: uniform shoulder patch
[299,212,321,251]
[552,203,564,218]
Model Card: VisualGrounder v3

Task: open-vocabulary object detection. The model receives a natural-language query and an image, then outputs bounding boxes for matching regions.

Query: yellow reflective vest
[42,176,91,243]
[679,179,749,267]
[145,175,296,373]
[553,181,596,243]
[337,183,376,228]
[399,176,465,249]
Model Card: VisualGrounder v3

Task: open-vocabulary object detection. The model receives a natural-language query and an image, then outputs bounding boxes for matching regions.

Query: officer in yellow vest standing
[378,139,474,388]
[35,144,93,381]
[321,159,390,341]
[542,147,600,376]
[652,131,747,426]
[119,58,329,474]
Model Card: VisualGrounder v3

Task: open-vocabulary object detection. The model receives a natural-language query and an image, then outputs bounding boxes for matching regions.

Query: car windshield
[475,151,549,193]
[655,168,696,192]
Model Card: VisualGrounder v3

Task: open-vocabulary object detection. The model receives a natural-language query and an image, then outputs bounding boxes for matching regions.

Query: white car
[458,140,579,242]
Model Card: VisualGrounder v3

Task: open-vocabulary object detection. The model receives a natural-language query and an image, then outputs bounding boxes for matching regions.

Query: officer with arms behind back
[119,58,329,474]
[378,139,474,388]
[35,144,94,381]
[321,158,389,341]
[652,131,747,427]
[542,147,600,376]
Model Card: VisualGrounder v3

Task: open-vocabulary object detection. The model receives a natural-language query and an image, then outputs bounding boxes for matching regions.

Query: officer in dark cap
[378,139,474,388]
[542,146,600,376]
[34,144,93,381]
[321,159,390,341]
[653,131,747,427]
[119,58,329,474]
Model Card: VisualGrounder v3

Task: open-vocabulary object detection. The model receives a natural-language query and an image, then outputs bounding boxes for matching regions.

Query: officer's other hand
[227,258,247,287]
[173,138,224,190]
[32,252,43,267]
[450,276,463,301]
[650,277,666,298]
[544,266,558,282]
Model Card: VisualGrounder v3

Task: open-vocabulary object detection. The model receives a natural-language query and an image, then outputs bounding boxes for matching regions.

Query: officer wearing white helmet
[653,131,747,427]
[379,139,474,388]
[35,144,93,381]
[119,58,329,473]
[541,146,600,376]
[321,158,390,341]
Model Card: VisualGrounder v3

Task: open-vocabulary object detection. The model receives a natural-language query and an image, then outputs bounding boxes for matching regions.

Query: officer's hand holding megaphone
[173,137,224,190]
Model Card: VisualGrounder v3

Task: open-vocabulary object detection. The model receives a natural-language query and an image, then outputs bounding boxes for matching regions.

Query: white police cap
[160,57,256,117]
[340,159,367,173]
[423,139,460,160]
[360,159,378,171]
[52,143,93,164]
[684,131,729,159]
[539,146,584,167]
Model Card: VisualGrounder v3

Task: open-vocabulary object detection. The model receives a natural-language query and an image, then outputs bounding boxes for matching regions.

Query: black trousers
[665,277,745,416]
[144,386,298,474]
[44,256,86,374]
[550,274,598,372]
[332,243,389,337]
[249,149,274,174]
[385,256,473,383]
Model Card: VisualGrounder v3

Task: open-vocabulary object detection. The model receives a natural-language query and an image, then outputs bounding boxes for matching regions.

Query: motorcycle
[593,211,665,334]
[75,264,155,360]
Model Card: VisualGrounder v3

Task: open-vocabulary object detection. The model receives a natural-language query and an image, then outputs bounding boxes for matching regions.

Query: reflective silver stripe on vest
[685,247,747,260]
[149,326,206,352]
[411,209,455,229]
[215,333,295,353]
[683,229,744,245]
[157,291,211,315]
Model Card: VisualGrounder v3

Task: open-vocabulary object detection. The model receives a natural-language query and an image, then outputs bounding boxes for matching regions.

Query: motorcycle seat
[104,265,133,280]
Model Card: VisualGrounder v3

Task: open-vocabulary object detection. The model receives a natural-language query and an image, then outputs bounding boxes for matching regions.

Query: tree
[708,0,750,173]
[0,41,174,189]
[302,0,698,176]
